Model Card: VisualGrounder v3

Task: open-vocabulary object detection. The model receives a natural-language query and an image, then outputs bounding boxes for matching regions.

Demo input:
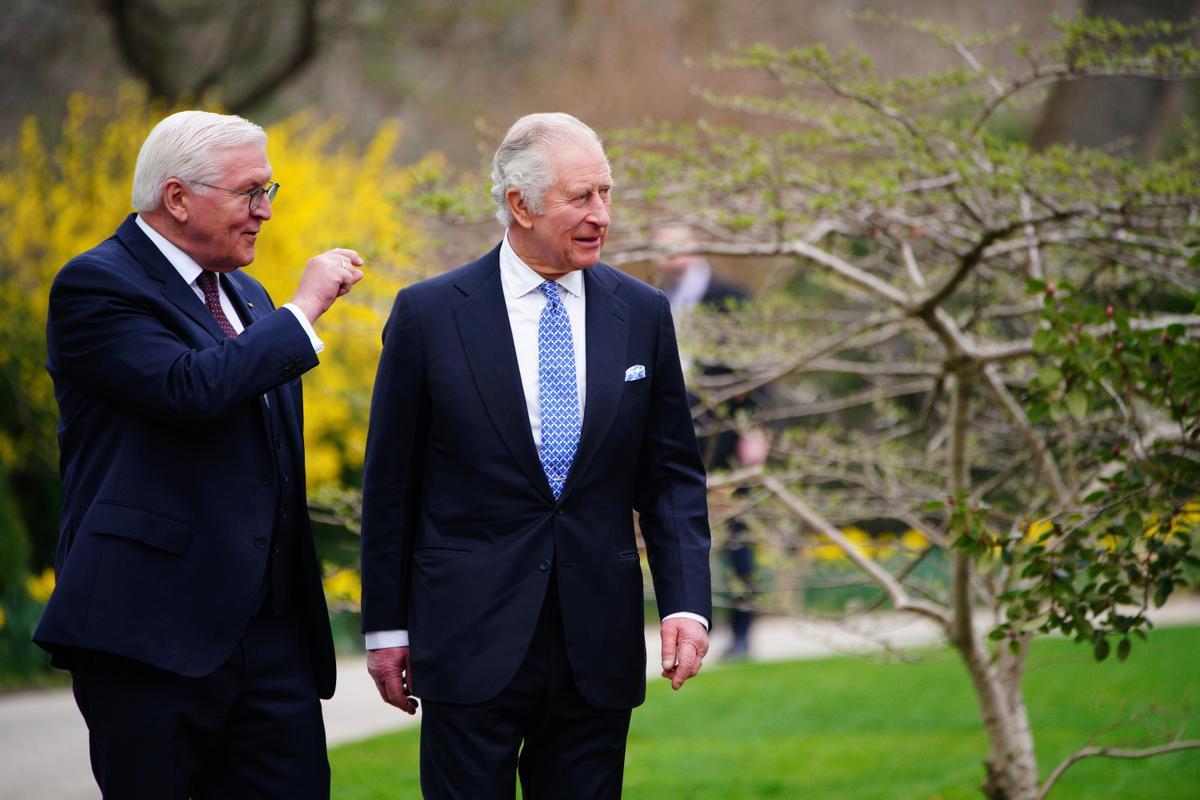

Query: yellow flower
[1026,518,1054,541]
[323,566,362,609]
[842,526,874,558]
[0,605,6,630]
[1166,502,1200,536]
[25,567,56,603]
[900,529,928,550]
[811,542,845,562]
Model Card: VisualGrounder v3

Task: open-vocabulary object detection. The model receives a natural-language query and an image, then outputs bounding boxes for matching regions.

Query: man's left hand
[660,617,709,691]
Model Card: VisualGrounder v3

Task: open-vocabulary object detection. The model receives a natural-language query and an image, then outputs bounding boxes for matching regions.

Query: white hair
[490,112,607,227]
[131,111,267,212]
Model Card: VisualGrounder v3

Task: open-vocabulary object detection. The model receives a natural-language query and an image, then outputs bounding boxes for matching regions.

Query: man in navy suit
[361,113,712,798]
[34,110,363,799]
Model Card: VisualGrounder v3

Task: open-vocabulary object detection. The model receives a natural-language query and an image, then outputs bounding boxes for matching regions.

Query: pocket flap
[83,502,192,555]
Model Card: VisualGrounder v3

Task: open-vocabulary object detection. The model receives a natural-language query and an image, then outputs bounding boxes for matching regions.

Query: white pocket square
[624,365,646,382]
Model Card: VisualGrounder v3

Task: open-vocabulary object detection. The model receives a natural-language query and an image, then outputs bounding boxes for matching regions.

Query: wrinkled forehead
[550,139,611,185]
[215,143,272,182]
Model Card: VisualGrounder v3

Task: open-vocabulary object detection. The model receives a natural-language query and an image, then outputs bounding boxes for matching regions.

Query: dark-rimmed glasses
[184,179,280,212]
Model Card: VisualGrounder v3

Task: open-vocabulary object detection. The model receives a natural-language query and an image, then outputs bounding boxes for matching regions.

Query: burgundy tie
[197,271,239,339]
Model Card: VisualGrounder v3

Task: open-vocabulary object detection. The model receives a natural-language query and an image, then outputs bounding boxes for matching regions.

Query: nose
[253,194,272,221]
[586,193,610,228]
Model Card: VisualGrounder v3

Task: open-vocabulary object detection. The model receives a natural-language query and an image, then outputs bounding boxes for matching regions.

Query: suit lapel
[115,215,226,344]
[224,271,302,459]
[453,249,554,501]
[221,271,264,329]
[561,265,628,500]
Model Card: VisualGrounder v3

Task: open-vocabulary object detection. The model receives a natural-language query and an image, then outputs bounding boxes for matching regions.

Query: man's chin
[570,249,603,270]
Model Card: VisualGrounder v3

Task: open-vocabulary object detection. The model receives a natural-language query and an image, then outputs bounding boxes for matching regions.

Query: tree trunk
[1031,0,1200,158]
[952,632,1041,800]
[947,370,1040,798]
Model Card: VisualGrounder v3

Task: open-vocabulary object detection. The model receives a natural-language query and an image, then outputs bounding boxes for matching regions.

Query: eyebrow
[568,181,615,194]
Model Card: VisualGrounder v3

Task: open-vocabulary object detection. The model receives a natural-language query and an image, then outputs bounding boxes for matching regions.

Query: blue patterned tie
[537,281,581,499]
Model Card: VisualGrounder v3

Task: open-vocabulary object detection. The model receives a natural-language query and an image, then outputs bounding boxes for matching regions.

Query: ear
[506,187,535,229]
[161,178,190,223]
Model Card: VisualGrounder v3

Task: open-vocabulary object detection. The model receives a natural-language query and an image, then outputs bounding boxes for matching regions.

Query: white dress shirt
[663,259,712,316]
[365,235,707,651]
[135,215,323,352]
[499,233,587,446]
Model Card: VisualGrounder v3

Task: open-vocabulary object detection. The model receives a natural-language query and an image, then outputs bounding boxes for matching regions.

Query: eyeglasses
[185,180,280,212]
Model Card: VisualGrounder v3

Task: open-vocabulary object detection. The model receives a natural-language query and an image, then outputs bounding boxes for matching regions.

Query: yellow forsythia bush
[0,84,433,489]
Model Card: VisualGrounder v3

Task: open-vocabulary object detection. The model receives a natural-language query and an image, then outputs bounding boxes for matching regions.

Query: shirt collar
[135,214,206,288]
[499,232,584,299]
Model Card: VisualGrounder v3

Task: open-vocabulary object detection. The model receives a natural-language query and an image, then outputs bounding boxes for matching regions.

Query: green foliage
[607,17,1200,791]
[0,463,29,595]
[993,281,1200,659]
[612,11,1200,662]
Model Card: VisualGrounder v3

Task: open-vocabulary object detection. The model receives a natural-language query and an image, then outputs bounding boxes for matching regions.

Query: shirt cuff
[282,303,325,354]
[365,630,409,650]
[663,611,710,631]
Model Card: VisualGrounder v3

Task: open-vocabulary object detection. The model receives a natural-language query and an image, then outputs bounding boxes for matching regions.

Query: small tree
[609,14,1200,799]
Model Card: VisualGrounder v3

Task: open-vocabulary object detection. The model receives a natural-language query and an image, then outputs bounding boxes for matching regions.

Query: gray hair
[131,110,267,212]
[489,112,607,227]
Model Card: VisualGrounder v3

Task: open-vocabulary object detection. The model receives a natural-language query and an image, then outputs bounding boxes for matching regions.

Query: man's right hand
[290,247,365,324]
[367,646,418,714]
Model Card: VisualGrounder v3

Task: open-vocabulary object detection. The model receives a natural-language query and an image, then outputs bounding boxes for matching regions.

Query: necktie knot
[197,271,238,339]
[197,270,220,301]
[539,280,561,304]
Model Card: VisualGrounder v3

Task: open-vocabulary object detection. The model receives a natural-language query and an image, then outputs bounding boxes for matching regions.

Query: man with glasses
[34,110,363,799]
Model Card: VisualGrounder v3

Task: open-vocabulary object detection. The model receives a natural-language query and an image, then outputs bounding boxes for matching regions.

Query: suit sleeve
[359,288,427,634]
[47,256,317,423]
[634,293,713,622]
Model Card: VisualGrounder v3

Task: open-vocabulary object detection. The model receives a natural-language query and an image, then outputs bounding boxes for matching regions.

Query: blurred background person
[651,223,769,659]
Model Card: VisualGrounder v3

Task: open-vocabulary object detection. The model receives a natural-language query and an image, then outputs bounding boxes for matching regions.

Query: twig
[1036,739,1200,800]
[763,475,952,628]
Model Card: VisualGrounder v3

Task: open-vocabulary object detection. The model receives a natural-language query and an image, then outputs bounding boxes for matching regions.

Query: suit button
[274,435,283,449]
[254,537,267,549]
[258,473,271,486]
[273,544,281,555]
[555,507,565,516]
[281,473,288,484]
[538,559,550,572]
[280,508,288,520]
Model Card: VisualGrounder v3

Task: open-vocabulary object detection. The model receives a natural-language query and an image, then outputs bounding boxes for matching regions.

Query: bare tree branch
[981,364,1074,507]
[762,475,952,628]
[1036,739,1200,800]
[746,379,935,428]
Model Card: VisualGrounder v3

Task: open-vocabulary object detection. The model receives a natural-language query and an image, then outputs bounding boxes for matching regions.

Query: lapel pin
[247,302,255,309]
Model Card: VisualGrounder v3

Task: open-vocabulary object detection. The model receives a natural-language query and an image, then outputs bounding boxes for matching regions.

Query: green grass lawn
[329,626,1200,799]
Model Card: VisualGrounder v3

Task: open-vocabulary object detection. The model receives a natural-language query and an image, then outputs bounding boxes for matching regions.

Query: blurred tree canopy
[101,0,320,114]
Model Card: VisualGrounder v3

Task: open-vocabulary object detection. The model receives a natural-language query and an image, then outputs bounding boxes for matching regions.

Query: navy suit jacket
[34,214,336,698]
[360,244,711,710]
